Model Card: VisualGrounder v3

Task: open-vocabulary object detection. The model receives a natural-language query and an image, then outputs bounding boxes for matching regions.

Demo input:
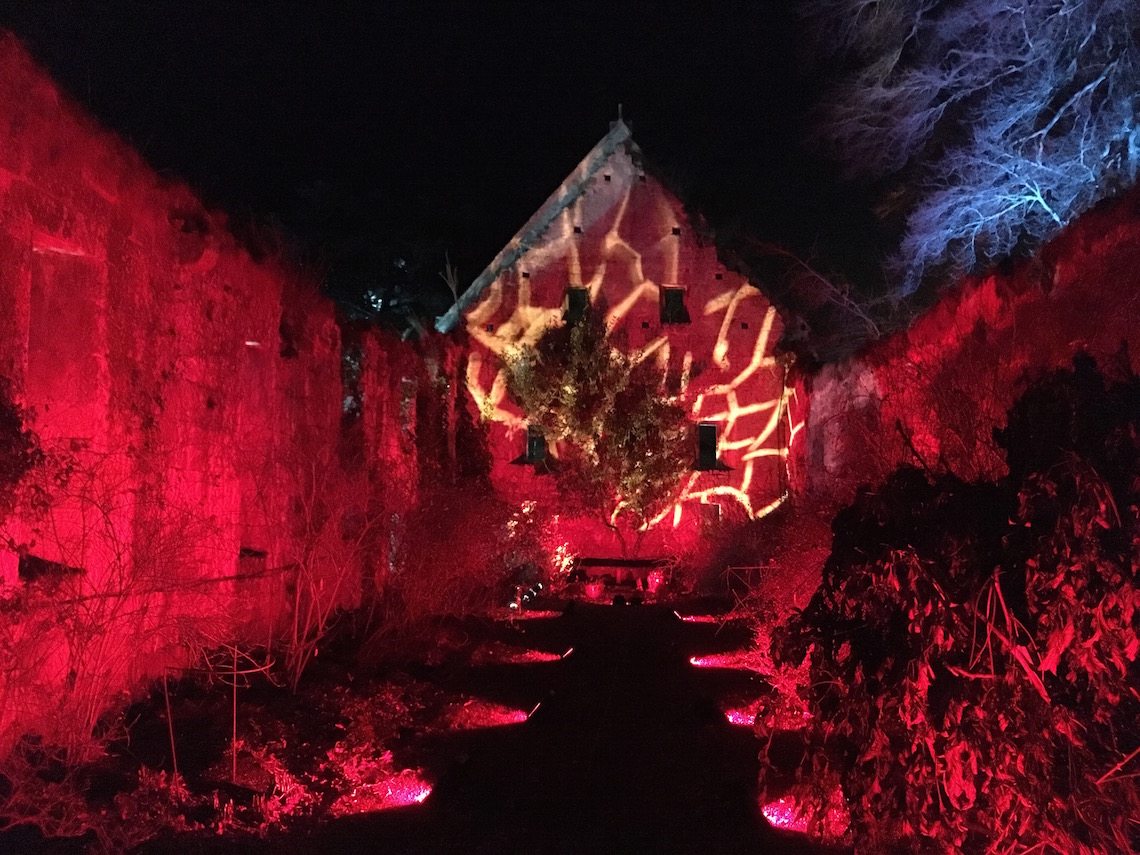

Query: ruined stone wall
[0,34,346,753]
[802,186,1140,505]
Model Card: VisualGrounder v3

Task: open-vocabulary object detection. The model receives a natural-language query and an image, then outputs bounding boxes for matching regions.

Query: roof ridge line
[434,119,634,333]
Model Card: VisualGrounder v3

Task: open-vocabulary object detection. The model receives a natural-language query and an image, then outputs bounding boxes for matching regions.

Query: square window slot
[660,288,690,324]
[696,422,729,471]
[564,287,589,324]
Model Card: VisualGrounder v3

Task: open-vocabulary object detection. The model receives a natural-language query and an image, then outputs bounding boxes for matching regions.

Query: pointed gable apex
[435,119,637,333]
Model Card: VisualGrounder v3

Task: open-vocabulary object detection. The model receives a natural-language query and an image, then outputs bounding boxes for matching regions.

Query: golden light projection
[460,139,805,529]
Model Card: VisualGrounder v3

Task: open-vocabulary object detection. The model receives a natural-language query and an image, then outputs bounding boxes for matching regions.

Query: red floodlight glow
[497,608,563,621]
[475,644,563,664]
[725,708,755,726]
[448,699,530,731]
[761,787,850,841]
[330,769,433,815]
[688,652,764,672]
[386,777,432,806]
[674,611,720,623]
[762,796,809,833]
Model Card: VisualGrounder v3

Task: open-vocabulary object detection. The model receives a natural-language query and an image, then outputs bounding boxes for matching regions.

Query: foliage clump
[502,305,692,533]
[772,354,1140,853]
[0,378,41,519]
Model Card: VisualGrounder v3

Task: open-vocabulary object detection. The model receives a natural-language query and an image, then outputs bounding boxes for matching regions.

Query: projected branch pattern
[461,156,802,528]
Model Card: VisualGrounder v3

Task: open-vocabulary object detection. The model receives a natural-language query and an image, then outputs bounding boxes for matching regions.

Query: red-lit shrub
[360,484,520,661]
[773,355,1140,853]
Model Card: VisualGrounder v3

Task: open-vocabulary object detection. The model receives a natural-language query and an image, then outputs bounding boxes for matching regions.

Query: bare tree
[439,251,460,304]
[805,0,1140,295]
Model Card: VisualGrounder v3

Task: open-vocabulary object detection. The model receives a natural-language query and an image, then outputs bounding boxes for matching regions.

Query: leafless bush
[239,441,380,692]
[360,485,514,663]
[0,441,239,849]
[0,444,234,760]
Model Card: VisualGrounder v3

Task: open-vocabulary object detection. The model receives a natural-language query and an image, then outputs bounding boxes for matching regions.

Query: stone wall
[0,33,350,753]
[801,187,1140,505]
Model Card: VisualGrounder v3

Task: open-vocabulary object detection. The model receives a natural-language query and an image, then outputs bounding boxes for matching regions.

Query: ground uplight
[724,708,757,726]
[760,788,850,843]
[762,796,809,833]
[673,611,721,623]
[472,642,565,664]
[329,769,433,816]
[447,699,531,730]
[688,651,765,672]
[497,608,563,620]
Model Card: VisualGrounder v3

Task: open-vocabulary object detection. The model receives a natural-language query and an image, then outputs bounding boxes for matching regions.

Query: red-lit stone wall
[0,34,350,753]
[804,187,1140,503]
[461,141,795,561]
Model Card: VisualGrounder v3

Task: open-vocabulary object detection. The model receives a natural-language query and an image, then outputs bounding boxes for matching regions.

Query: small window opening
[603,174,612,182]
[526,425,547,464]
[671,226,681,236]
[573,225,583,234]
[660,288,690,324]
[741,322,749,330]
[511,424,549,470]
[715,272,723,280]
[521,271,530,279]
[18,554,83,584]
[641,320,650,329]
[564,287,589,324]
[485,323,495,332]
[696,422,728,471]
[513,426,547,471]
[279,315,300,359]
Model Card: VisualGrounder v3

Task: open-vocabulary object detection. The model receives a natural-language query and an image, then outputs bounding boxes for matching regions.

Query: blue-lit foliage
[805,0,1140,296]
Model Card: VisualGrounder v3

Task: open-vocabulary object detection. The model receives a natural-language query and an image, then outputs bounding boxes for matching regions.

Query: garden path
[198,599,841,854]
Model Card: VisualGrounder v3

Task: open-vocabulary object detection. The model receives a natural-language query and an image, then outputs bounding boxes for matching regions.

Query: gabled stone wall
[459,135,797,560]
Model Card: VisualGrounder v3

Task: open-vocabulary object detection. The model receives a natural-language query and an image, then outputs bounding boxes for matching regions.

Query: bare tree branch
[804,0,1140,296]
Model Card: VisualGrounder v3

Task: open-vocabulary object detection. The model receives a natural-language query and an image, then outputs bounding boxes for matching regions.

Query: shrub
[772,356,1140,853]
[360,484,517,663]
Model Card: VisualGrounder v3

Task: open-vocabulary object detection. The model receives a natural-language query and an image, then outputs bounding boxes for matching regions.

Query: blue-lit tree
[805,0,1140,296]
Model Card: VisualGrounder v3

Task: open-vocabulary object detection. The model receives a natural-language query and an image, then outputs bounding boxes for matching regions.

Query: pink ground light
[496,608,564,620]
[724,707,757,727]
[688,651,765,673]
[447,699,531,730]
[673,611,723,623]
[761,789,850,842]
[472,643,566,664]
[330,769,433,816]
[762,796,810,833]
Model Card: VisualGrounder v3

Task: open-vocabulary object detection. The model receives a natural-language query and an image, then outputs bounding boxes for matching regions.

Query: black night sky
[0,1,884,315]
